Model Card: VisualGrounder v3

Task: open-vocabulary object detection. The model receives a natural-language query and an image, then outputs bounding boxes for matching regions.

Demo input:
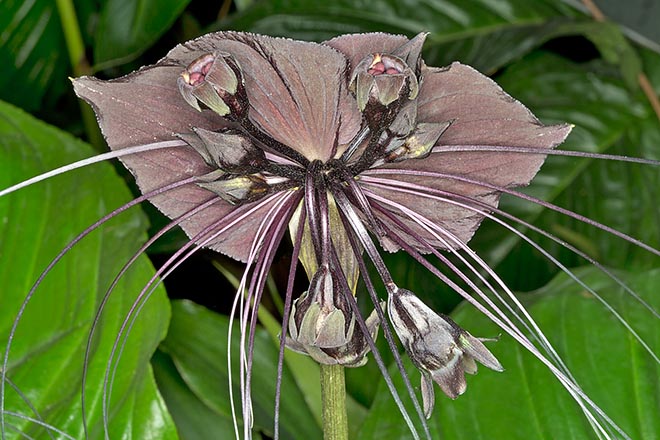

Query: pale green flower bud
[177,51,247,117]
[287,265,382,367]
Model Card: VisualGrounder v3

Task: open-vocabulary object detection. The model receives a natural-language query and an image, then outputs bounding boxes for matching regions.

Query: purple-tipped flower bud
[388,287,503,418]
[350,53,419,129]
[287,265,382,367]
[177,51,246,117]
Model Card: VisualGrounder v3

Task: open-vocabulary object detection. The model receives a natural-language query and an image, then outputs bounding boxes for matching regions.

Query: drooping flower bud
[197,174,269,205]
[178,127,266,173]
[350,53,419,129]
[388,287,503,418]
[380,120,453,164]
[177,51,247,118]
[287,265,382,367]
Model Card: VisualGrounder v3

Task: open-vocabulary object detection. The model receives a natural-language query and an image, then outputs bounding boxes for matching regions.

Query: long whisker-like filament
[2,377,54,440]
[93,191,288,437]
[366,191,576,380]
[333,187,431,439]
[102,192,298,439]
[229,194,297,440]
[0,176,197,439]
[328,243,426,440]
[81,195,222,436]
[431,144,660,166]
[363,168,660,258]
[341,230,430,437]
[373,211,630,439]
[225,192,300,440]
[273,204,306,440]
[359,173,658,438]
[233,192,301,439]
[99,190,298,439]
[0,140,187,198]
[243,196,301,440]
[1,411,76,440]
[361,176,660,363]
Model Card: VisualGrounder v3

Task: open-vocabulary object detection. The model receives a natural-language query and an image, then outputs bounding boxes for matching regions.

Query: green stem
[320,364,349,440]
[55,0,105,150]
[55,0,84,68]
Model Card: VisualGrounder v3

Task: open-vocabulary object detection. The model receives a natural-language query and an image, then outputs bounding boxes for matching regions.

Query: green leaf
[225,0,579,72]
[94,0,192,68]
[441,267,660,439]
[0,100,176,439]
[160,300,322,440]
[359,267,660,439]
[0,0,68,110]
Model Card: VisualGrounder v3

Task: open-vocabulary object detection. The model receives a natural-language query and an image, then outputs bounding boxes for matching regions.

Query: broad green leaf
[224,0,580,72]
[94,0,192,68]
[0,100,176,439]
[359,267,660,439]
[0,0,68,110]
[160,300,322,440]
[471,50,660,290]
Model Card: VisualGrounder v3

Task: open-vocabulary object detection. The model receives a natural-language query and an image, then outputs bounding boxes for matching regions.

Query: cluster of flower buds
[287,265,382,367]
[387,286,503,418]
[346,33,458,172]
[177,51,248,119]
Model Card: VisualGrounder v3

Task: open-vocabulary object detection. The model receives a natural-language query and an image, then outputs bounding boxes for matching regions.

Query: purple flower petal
[171,32,362,161]
[367,63,571,251]
[73,73,259,260]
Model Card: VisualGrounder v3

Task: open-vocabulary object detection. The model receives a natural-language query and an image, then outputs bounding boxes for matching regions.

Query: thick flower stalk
[69,31,579,438]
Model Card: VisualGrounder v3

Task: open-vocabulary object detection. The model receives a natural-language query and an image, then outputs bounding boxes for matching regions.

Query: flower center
[181,53,215,86]
[367,54,404,76]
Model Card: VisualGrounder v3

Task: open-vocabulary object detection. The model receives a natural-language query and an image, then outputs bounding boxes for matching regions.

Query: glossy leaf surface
[0,100,175,439]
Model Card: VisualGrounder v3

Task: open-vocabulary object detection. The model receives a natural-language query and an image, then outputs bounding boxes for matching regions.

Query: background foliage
[0,0,659,439]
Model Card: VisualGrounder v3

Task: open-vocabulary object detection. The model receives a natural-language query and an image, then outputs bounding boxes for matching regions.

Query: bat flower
[72,30,571,436]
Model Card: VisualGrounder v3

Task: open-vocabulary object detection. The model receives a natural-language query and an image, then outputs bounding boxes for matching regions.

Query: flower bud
[197,174,269,205]
[350,53,419,129]
[382,121,452,164]
[178,127,265,173]
[177,51,247,118]
[388,287,503,418]
[287,265,382,367]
